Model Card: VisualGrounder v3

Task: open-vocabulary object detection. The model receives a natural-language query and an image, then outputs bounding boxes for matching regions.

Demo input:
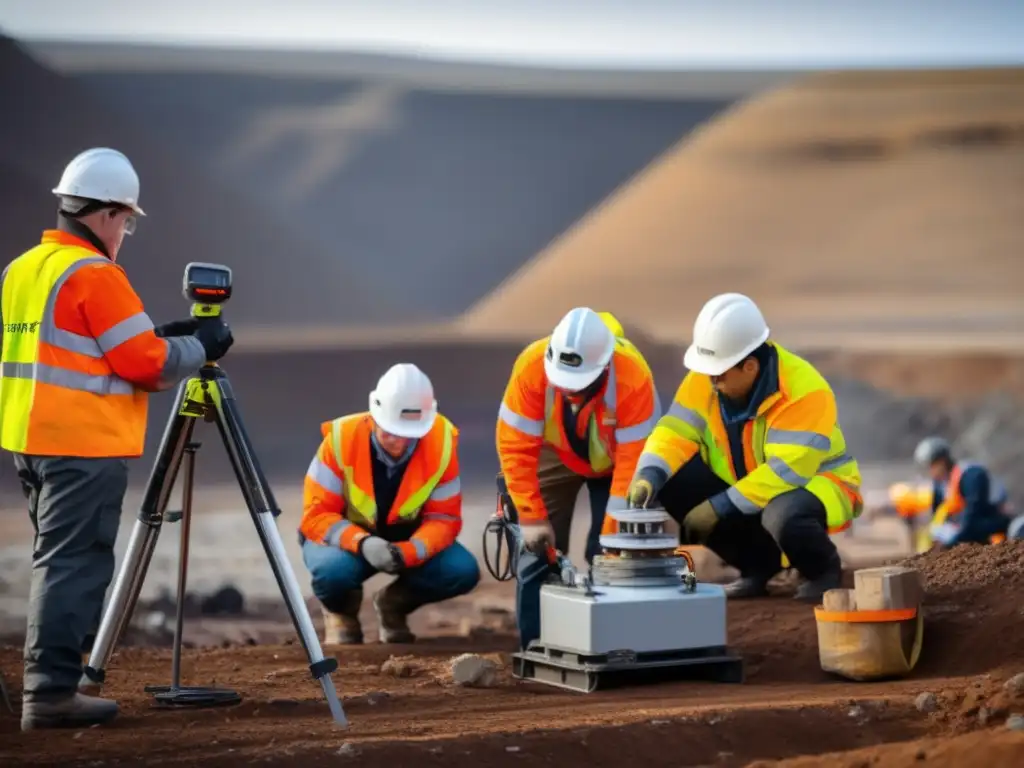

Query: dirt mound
[0,35,385,327]
[758,728,1024,768]
[907,539,1024,596]
[901,541,1024,677]
[459,68,1024,351]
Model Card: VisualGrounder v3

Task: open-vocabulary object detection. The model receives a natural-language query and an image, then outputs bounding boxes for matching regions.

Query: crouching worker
[629,293,863,603]
[913,436,1014,548]
[496,307,660,649]
[298,363,480,644]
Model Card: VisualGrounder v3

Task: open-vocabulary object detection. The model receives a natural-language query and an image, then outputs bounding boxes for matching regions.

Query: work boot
[722,574,772,599]
[321,588,364,645]
[77,671,101,696]
[373,581,421,644]
[21,692,118,731]
[793,568,843,603]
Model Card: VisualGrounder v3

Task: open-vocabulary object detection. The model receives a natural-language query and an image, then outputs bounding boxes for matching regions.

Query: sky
[0,0,1022,69]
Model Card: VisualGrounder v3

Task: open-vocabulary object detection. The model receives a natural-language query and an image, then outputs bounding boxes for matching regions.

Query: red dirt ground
[2,542,1023,767]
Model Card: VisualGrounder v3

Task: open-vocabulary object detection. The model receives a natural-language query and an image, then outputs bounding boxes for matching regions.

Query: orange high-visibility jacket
[300,411,463,568]
[496,336,661,524]
[0,230,205,458]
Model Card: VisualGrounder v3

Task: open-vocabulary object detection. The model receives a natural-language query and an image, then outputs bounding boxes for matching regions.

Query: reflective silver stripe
[616,411,658,444]
[726,486,761,514]
[606,494,628,511]
[306,456,343,495]
[766,428,831,452]
[819,453,853,472]
[636,452,672,476]
[499,402,543,437]
[0,361,134,396]
[37,256,110,357]
[666,402,707,433]
[423,512,460,522]
[97,311,155,353]
[157,336,207,390]
[45,328,104,358]
[409,538,429,560]
[325,519,353,548]
[767,456,811,487]
[429,476,461,501]
[650,385,664,421]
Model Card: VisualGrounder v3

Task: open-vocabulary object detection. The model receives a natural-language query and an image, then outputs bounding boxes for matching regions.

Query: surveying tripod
[82,262,347,726]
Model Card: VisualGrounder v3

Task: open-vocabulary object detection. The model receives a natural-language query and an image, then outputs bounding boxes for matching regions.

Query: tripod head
[183,262,232,319]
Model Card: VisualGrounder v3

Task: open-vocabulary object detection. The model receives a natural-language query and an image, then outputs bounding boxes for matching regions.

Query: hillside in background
[0,36,401,327]
[30,40,739,321]
[461,68,1024,352]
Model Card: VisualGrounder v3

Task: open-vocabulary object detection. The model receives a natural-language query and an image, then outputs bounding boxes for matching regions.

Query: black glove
[154,318,200,338]
[193,317,234,361]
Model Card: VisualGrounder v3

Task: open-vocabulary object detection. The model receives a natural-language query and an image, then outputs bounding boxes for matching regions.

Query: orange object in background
[888,482,933,519]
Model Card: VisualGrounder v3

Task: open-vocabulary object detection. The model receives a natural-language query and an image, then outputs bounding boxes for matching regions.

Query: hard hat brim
[683,330,769,377]
[683,343,745,376]
[51,187,146,217]
[370,398,437,439]
[544,357,605,393]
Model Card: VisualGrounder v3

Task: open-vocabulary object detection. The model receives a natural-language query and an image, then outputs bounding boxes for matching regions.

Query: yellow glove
[627,478,655,509]
[682,500,720,544]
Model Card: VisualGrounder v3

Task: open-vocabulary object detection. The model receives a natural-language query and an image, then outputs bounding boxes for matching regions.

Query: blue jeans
[302,539,481,614]
[514,549,558,650]
[514,474,611,651]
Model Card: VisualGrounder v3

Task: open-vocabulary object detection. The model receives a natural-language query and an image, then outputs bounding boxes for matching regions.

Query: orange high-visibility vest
[0,231,170,457]
[496,335,661,523]
[300,412,463,567]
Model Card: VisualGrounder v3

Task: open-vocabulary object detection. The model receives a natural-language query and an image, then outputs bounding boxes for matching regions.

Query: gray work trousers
[14,454,127,701]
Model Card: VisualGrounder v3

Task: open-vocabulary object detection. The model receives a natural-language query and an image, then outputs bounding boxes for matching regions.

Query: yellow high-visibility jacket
[635,342,862,532]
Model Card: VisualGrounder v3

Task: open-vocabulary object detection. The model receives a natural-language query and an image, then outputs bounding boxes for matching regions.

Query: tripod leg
[84,380,197,687]
[170,442,200,691]
[211,373,348,727]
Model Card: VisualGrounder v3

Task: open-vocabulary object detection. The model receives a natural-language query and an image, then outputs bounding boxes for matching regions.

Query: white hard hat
[914,436,952,467]
[544,307,615,392]
[683,293,770,376]
[52,148,146,216]
[368,363,438,439]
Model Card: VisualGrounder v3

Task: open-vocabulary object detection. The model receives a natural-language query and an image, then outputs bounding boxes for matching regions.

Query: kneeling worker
[913,436,1013,548]
[299,363,480,644]
[628,293,862,602]
[496,307,660,648]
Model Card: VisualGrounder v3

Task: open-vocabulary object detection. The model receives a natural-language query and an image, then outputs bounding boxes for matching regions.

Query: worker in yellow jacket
[628,293,862,602]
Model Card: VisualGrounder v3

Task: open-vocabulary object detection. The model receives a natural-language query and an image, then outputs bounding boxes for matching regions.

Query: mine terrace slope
[1,542,1023,767]
[0,35,388,328]
[460,68,1024,353]
[31,40,741,322]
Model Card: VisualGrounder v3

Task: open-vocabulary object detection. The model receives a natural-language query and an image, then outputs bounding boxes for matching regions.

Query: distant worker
[496,307,660,648]
[627,293,862,602]
[299,363,480,645]
[1,148,234,731]
[912,436,1015,548]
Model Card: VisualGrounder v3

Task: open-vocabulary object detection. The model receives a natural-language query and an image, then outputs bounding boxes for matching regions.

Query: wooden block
[822,588,857,612]
[853,566,924,611]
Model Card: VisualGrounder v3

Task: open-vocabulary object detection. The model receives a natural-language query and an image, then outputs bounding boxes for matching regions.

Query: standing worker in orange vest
[299,363,480,645]
[1,148,234,731]
[496,307,660,648]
